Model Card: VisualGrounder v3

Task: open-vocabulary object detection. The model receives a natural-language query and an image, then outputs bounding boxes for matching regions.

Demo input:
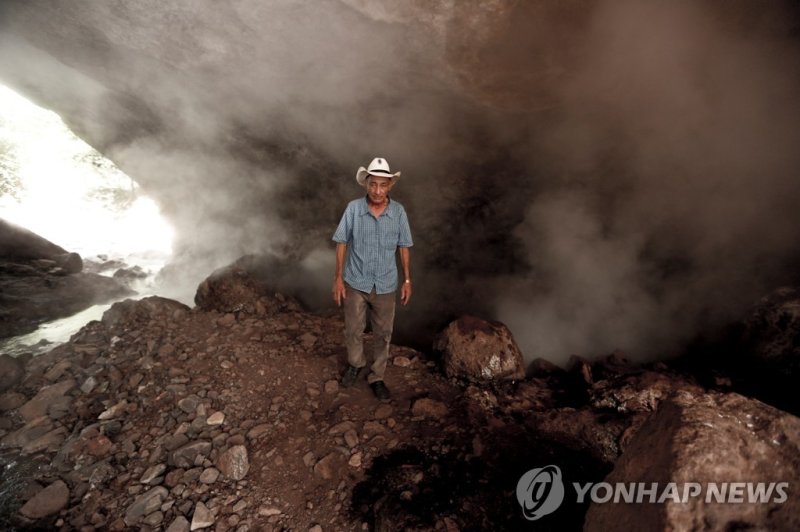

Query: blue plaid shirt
[333,196,413,294]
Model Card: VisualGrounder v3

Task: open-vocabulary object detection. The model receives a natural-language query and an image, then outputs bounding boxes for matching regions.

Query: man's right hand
[332,278,346,306]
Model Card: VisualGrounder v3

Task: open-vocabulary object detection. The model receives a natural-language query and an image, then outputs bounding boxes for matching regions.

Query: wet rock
[434,315,525,382]
[217,445,249,480]
[0,354,24,393]
[124,486,169,526]
[19,479,69,519]
[585,390,800,531]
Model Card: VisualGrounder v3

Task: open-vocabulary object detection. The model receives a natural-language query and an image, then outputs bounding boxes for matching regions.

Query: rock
[141,464,168,484]
[170,441,212,468]
[0,354,24,393]
[1,415,53,448]
[166,515,191,532]
[101,296,190,329]
[0,391,26,411]
[98,400,128,420]
[55,252,83,274]
[374,404,393,419]
[585,391,800,531]
[206,412,225,425]
[178,395,201,414]
[392,356,412,367]
[258,507,282,517]
[434,315,525,382]
[191,501,215,530]
[323,380,339,394]
[124,486,168,526]
[19,479,69,519]
[313,452,339,480]
[199,467,220,484]
[328,421,356,435]
[348,452,362,467]
[217,445,249,480]
[19,379,76,421]
[411,398,448,419]
[590,371,702,413]
[194,255,303,315]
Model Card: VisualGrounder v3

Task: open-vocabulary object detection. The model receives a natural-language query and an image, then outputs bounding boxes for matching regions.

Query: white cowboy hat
[356,157,401,186]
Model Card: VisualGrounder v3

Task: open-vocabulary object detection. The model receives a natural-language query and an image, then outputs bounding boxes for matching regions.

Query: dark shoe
[370,380,391,401]
[341,365,361,388]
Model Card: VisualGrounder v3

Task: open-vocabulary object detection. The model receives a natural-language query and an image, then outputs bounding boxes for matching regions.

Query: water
[0,84,175,356]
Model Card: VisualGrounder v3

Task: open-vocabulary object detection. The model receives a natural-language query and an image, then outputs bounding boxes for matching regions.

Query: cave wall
[2,0,800,363]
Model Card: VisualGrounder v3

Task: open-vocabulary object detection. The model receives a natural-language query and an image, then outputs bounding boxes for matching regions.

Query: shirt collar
[358,196,395,218]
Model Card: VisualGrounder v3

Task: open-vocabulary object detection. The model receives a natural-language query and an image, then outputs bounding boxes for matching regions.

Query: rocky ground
[0,258,798,531]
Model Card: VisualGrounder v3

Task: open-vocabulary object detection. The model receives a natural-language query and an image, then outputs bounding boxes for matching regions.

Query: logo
[516,465,565,520]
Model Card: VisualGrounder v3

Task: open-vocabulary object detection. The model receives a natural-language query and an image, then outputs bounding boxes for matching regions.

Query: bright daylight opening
[0,84,174,351]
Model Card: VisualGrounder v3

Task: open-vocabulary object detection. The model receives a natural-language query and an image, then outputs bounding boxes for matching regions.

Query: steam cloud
[1,0,799,364]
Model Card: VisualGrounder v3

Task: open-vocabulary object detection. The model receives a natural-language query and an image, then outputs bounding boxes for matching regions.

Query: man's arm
[333,243,347,306]
[398,246,412,306]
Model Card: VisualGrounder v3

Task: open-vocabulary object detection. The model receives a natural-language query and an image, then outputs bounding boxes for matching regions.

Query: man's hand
[333,278,346,306]
[400,281,412,306]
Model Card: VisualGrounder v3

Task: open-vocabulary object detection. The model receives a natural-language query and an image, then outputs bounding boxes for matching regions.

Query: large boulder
[434,315,525,382]
[194,255,303,315]
[585,390,800,531]
[101,296,190,330]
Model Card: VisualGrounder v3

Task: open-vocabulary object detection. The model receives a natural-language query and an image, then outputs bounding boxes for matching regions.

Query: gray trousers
[344,284,396,384]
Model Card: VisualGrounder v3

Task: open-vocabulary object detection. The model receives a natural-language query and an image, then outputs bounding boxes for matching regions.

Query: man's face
[366,175,394,204]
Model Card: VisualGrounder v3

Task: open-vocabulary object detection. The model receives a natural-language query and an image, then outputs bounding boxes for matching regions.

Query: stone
[0,354,24,393]
[323,380,339,394]
[217,445,249,480]
[170,441,212,468]
[191,501,215,530]
[141,464,168,484]
[199,467,220,484]
[411,398,448,419]
[344,429,359,448]
[98,400,128,420]
[2,415,54,448]
[313,452,338,480]
[328,421,356,435]
[246,423,270,439]
[19,480,69,519]
[392,356,412,367]
[348,452,362,467]
[374,404,393,419]
[585,390,800,531]
[19,379,76,421]
[590,371,702,413]
[124,486,168,526]
[142,511,165,527]
[166,515,191,532]
[44,359,71,382]
[80,376,98,394]
[206,411,225,425]
[434,315,525,382]
[258,507,282,517]
[102,296,190,329]
[178,395,201,414]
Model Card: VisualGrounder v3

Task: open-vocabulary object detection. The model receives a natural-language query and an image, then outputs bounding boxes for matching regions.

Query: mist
[1,0,800,364]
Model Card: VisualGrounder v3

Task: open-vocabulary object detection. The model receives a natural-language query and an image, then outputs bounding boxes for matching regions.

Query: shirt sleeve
[397,208,413,247]
[332,205,352,244]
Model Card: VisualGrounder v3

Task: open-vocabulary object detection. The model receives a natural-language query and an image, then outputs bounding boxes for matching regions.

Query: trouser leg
[367,290,396,384]
[344,285,368,369]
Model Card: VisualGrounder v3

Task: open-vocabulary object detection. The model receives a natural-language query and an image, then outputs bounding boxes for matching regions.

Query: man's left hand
[400,281,412,306]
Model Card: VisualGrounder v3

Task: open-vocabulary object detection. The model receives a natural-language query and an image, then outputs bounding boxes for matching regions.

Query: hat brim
[356,168,401,186]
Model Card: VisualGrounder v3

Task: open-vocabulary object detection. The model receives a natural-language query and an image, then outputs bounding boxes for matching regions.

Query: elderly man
[332,157,413,401]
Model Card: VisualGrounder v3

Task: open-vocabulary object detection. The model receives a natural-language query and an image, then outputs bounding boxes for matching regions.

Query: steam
[1,0,800,364]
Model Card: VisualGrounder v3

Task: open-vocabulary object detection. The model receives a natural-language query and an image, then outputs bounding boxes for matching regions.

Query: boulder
[124,486,169,526]
[585,390,800,531]
[590,371,702,414]
[18,479,69,519]
[101,296,190,329]
[194,255,302,315]
[434,315,525,382]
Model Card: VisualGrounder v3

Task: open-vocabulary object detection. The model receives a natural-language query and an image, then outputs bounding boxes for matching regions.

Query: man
[332,157,413,401]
